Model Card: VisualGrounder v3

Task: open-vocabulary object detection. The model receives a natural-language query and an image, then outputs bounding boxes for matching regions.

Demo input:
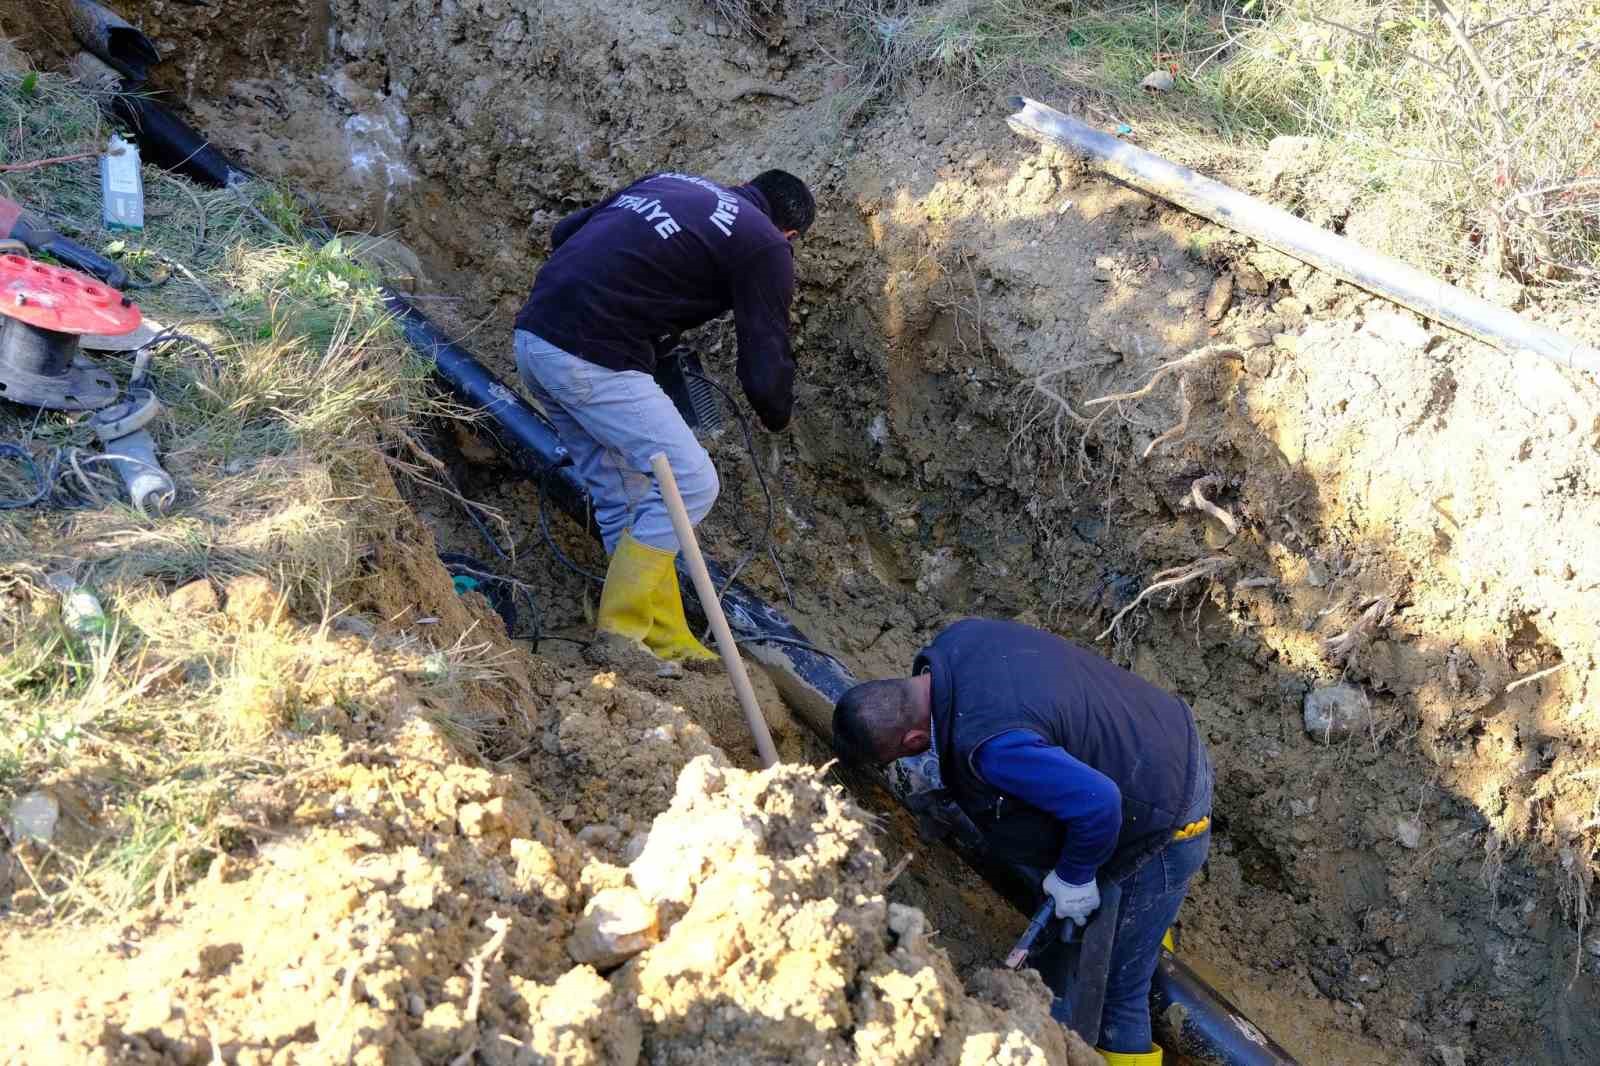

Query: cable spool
[0,254,140,411]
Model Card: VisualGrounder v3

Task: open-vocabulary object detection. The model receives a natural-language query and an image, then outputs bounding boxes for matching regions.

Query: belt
[1172,815,1210,841]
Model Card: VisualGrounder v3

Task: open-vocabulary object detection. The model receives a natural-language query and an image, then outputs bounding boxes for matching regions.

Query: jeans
[514,330,718,554]
[1038,747,1213,1053]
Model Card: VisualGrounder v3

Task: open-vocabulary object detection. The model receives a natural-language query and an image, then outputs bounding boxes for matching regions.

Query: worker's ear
[898,727,931,756]
[783,228,800,242]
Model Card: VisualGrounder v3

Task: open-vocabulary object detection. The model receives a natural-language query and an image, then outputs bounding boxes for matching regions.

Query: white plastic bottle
[101,133,145,231]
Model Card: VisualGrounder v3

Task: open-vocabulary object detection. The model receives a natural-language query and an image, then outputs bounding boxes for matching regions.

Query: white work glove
[1042,871,1100,927]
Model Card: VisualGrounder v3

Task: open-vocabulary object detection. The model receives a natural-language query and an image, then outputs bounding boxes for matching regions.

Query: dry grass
[1225,0,1600,291]
[0,69,473,923]
[764,1,1597,288]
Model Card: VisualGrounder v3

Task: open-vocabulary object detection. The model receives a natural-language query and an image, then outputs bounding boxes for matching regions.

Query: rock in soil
[224,574,284,626]
[567,886,660,969]
[168,578,219,614]
[1205,272,1235,323]
[1303,683,1374,743]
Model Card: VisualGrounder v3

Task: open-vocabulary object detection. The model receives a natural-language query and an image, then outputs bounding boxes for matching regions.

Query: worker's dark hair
[750,169,816,235]
[832,679,916,765]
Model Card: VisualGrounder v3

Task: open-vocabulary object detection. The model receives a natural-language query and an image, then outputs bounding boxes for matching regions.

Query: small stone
[168,579,219,614]
[1434,1047,1466,1066]
[1289,797,1317,818]
[407,993,426,1017]
[224,575,284,627]
[1303,684,1373,743]
[1234,327,1272,349]
[194,942,243,978]
[1204,273,1235,323]
[333,615,377,640]
[1234,263,1268,295]
[1396,816,1424,849]
[1141,70,1176,93]
[1244,347,1275,378]
[566,888,660,970]
[8,791,60,843]
[887,903,927,950]
[577,824,623,850]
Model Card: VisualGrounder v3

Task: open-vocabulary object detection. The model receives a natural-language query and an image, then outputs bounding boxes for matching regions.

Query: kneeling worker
[513,170,814,662]
[831,618,1212,1065]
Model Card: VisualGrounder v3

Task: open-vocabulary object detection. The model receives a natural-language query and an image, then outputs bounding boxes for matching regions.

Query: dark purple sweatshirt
[514,173,797,432]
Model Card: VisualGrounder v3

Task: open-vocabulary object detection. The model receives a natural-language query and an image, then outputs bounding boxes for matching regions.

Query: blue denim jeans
[514,330,718,554]
[1039,748,1213,1053]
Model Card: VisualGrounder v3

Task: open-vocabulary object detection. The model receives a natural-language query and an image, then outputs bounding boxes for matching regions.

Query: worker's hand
[1042,871,1100,927]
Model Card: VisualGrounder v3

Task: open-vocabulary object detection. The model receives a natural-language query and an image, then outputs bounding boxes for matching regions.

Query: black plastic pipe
[131,102,1297,1066]
[107,94,248,189]
[1153,954,1299,1064]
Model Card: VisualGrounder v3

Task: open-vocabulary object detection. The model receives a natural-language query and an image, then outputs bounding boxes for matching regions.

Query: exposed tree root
[1096,555,1236,641]
[1187,474,1239,535]
[1323,596,1395,661]
[1084,344,1240,410]
[1143,374,1193,458]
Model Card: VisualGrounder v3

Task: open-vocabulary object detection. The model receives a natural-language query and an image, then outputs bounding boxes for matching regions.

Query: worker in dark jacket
[832,618,1212,1066]
[514,170,814,663]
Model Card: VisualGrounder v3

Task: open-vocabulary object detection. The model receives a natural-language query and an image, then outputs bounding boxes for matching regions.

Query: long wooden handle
[650,451,779,768]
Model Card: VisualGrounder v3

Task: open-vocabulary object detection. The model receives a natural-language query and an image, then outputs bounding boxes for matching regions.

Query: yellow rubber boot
[645,557,717,662]
[596,532,672,646]
[1097,1048,1162,1066]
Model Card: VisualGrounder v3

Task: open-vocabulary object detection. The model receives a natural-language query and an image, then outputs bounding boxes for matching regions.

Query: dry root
[449,912,511,1066]
[1187,475,1239,535]
[1096,555,1235,642]
[1080,344,1240,462]
[1323,596,1394,661]
[1143,375,1193,459]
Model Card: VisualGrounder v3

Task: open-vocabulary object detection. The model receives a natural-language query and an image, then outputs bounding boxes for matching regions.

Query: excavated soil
[9,2,1600,1064]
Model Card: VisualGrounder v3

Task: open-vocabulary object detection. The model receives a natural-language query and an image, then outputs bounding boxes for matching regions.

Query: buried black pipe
[133,102,1297,1066]
[106,94,249,189]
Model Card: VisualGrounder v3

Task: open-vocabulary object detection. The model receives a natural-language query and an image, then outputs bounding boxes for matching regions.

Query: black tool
[654,346,724,436]
[1003,899,1056,970]
[1066,879,1123,1047]
[0,197,130,289]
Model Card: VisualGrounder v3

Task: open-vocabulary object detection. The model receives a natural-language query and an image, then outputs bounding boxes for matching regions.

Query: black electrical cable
[535,469,606,586]
[426,465,545,648]
[682,370,779,605]
[0,443,57,509]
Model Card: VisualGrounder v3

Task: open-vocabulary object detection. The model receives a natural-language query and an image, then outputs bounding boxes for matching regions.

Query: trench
[12,2,1600,1063]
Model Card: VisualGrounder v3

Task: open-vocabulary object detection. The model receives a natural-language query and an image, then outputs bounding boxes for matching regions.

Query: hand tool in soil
[651,449,780,768]
[1003,899,1057,970]
[0,197,130,289]
[1063,878,1123,1048]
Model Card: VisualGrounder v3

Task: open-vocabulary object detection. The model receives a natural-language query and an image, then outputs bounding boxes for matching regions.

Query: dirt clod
[167,578,219,614]
[223,574,284,626]
[567,887,660,969]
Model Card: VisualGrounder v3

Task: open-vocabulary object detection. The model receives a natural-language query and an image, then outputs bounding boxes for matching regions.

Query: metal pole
[1006,96,1600,377]
[650,451,780,768]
